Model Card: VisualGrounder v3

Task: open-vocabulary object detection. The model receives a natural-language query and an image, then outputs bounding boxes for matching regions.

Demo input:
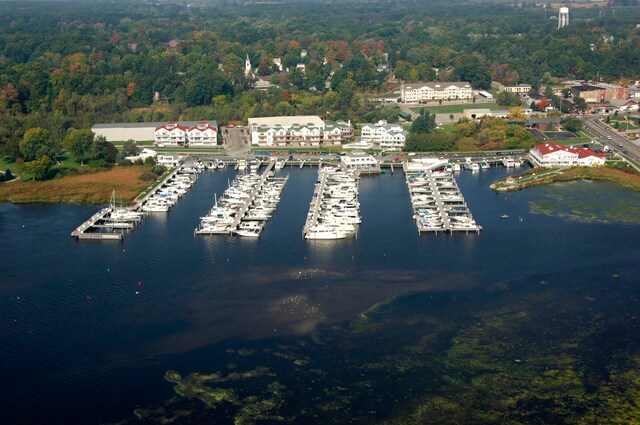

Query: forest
[2,0,640,168]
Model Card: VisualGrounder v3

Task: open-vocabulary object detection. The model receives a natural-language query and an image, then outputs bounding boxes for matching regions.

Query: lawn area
[411,102,502,114]
[0,165,154,204]
[546,138,592,146]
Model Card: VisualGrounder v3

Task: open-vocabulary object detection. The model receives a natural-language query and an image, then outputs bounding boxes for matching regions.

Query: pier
[228,160,276,231]
[303,167,360,240]
[404,160,481,235]
[196,160,288,237]
[72,165,200,241]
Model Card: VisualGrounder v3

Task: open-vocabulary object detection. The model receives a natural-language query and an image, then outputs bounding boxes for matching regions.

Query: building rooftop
[248,115,324,128]
[93,120,217,130]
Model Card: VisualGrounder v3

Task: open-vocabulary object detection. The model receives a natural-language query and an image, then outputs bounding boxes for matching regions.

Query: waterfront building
[360,120,408,151]
[248,115,353,147]
[340,152,380,173]
[92,120,218,144]
[529,142,605,167]
[401,82,472,103]
[186,122,218,146]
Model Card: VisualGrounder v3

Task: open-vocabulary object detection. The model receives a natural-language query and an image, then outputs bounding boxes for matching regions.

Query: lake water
[1,166,639,424]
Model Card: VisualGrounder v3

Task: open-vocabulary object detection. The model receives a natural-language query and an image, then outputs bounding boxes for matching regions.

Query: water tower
[558,7,569,29]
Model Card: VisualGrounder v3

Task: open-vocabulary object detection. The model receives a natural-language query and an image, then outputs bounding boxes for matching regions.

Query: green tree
[411,108,437,134]
[122,139,139,156]
[405,130,454,152]
[90,135,117,164]
[573,96,588,112]
[495,91,522,107]
[23,155,53,180]
[452,55,491,89]
[62,129,94,165]
[562,116,583,133]
[19,128,55,161]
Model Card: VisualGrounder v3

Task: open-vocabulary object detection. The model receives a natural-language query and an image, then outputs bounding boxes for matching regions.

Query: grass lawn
[411,102,502,114]
[546,138,592,146]
[0,165,154,204]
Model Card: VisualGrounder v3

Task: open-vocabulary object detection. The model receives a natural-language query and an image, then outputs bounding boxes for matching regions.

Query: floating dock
[72,165,200,241]
[404,161,481,235]
[303,167,360,240]
[196,160,288,237]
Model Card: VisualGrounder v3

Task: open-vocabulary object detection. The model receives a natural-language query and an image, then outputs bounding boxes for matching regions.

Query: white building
[401,82,472,103]
[558,7,569,29]
[360,120,408,151]
[340,152,380,173]
[154,122,188,146]
[529,142,605,167]
[156,155,184,167]
[153,121,218,147]
[187,122,218,146]
[248,116,353,147]
[504,84,532,94]
[125,148,157,163]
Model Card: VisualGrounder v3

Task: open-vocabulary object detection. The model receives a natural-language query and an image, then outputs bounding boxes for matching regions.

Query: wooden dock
[228,160,276,231]
[404,163,481,235]
[70,207,124,240]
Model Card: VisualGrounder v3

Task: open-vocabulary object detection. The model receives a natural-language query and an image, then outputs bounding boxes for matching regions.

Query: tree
[496,91,522,107]
[573,96,588,112]
[62,129,94,165]
[452,55,491,89]
[122,139,139,156]
[19,128,55,161]
[562,116,583,133]
[508,106,526,121]
[411,108,436,134]
[90,136,117,163]
[23,155,53,180]
[405,130,455,152]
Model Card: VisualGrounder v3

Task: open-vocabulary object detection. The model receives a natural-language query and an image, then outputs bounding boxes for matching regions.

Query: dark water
[1,167,639,424]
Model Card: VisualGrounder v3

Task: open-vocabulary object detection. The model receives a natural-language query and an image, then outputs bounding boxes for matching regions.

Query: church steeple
[244,54,252,77]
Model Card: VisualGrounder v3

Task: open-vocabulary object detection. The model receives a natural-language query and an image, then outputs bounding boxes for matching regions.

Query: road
[223,126,251,157]
[580,115,640,166]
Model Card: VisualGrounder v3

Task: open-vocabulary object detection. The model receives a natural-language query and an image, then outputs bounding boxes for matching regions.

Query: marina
[71,165,201,240]
[195,160,288,237]
[404,160,481,234]
[303,166,361,240]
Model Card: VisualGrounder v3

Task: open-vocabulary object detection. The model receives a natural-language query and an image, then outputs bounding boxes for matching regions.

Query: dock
[302,167,360,240]
[196,160,288,237]
[228,160,276,230]
[404,161,481,235]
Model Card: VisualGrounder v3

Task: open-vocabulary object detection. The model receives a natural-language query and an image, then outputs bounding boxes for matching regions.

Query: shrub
[152,164,167,175]
[138,172,156,181]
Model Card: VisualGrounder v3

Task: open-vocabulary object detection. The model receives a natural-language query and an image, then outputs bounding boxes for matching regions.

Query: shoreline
[0,166,155,205]
[490,165,640,192]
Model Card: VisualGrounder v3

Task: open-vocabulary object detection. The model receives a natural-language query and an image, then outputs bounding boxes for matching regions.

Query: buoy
[137,281,142,287]
[304,256,307,260]
[135,291,140,295]
[87,295,93,301]
[107,268,110,272]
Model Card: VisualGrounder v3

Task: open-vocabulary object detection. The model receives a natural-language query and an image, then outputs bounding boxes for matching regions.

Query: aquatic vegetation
[124,264,640,424]
[529,180,640,224]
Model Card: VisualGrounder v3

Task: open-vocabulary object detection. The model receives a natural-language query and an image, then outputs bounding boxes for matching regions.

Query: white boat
[235,228,261,237]
[481,161,490,169]
[502,157,515,168]
[453,163,461,172]
[470,163,480,171]
[217,161,226,169]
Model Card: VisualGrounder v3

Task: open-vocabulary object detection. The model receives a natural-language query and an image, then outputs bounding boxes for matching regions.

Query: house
[248,116,353,147]
[529,142,605,167]
[254,78,271,91]
[401,82,473,103]
[186,122,218,146]
[154,122,188,146]
[360,120,408,151]
[125,148,157,163]
[610,99,639,112]
[525,117,561,131]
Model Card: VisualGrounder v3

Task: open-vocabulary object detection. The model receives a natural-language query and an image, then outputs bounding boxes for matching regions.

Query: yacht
[470,163,480,171]
[453,163,461,172]
[235,227,261,237]
[481,161,490,169]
